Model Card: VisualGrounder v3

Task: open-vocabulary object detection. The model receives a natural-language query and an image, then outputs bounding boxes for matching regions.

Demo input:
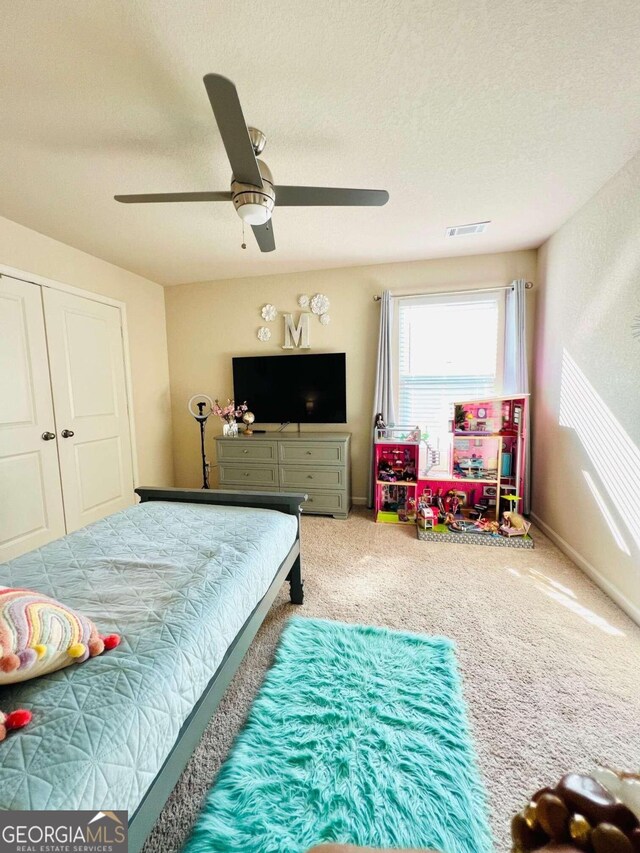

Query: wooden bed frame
[129,487,306,852]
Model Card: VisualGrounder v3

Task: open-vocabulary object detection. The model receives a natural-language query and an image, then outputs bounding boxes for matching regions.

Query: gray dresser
[215,432,351,519]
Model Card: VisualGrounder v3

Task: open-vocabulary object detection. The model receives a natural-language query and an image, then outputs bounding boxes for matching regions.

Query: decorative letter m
[282,313,310,349]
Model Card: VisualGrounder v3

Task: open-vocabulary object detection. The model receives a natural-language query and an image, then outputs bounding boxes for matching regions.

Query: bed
[0,487,305,852]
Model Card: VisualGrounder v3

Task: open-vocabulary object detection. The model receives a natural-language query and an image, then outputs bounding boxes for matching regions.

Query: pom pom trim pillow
[0,587,120,685]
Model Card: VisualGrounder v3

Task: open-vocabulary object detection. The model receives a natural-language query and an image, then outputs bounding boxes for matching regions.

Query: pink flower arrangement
[212,398,248,424]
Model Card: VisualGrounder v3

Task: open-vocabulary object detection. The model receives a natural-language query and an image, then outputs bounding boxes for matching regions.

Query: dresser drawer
[279,465,345,490]
[218,464,278,488]
[295,490,347,514]
[217,440,277,463]
[278,441,345,465]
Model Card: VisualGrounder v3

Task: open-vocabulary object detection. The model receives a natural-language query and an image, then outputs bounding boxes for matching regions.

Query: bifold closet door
[0,276,65,561]
[43,287,135,532]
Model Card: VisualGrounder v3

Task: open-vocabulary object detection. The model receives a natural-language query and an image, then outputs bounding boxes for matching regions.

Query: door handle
[61,429,75,438]
[41,431,56,441]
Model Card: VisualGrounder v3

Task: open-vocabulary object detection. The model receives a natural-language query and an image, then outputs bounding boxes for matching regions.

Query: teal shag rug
[183,617,492,853]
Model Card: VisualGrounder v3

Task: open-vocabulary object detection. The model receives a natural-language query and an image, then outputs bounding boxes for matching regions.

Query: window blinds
[397,292,503,470]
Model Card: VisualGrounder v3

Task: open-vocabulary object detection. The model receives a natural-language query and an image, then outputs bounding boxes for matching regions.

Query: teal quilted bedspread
[0,500,297,815]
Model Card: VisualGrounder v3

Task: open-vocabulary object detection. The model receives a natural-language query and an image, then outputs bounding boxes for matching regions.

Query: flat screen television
[232,353,347,424]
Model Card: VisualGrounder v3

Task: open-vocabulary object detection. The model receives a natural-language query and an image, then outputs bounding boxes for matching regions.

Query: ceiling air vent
[446,221,490,237]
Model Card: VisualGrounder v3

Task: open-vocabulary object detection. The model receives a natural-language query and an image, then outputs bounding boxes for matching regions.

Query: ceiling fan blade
[114,191,232,203]
[251,221,275,252]
[203,74,263,188]
[275,186,389,206]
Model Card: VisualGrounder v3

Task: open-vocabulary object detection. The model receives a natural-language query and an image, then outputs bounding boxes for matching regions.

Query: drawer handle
[244,472,250,477]
[307,475,313,479]
[307,497,313,502]
[243,449,248,453]
[305,450,312,455]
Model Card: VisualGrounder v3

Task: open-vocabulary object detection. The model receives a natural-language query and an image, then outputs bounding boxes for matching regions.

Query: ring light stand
[188,394,213,489]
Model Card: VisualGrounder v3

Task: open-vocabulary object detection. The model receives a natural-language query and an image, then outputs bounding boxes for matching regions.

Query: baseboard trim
[531,512,640,627]
[352,496,367,506]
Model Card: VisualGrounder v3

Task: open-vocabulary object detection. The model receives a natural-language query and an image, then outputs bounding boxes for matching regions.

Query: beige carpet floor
[144,508,640,853]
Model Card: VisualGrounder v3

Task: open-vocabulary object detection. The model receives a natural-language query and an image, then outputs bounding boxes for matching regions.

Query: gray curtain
[368,290,397,507]
[503,279,531,514]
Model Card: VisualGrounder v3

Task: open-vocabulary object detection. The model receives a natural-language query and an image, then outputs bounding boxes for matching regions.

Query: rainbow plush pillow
[0,587,120,686]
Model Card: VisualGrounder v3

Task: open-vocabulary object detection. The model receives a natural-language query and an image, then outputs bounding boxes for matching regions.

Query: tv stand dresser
[215,431,351,519]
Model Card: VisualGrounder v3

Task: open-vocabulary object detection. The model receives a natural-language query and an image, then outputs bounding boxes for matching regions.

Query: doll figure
[500,510,531,537]
[407,497,417,522]
[378,457,396,482]
[403,461,417,481]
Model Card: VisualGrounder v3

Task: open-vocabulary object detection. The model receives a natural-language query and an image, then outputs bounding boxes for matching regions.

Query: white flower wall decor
[255,293,332,345]
[310,293,330,316]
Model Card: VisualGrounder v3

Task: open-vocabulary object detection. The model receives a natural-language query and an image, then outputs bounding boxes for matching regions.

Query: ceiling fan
[114,74,389,252]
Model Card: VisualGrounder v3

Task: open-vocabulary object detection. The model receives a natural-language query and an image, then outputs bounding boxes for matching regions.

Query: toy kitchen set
[373,395,531,545]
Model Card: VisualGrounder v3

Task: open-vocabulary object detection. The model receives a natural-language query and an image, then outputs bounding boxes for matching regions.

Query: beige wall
[166,250,536,499]
[532,151,640,623]
[0,215,174,487]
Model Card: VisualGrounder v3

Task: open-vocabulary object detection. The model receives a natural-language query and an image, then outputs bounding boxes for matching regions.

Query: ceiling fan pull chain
[241,220,247,250]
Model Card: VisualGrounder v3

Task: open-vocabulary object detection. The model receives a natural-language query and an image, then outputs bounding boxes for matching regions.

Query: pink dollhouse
[373,425,432,524]
[374,395,528,530]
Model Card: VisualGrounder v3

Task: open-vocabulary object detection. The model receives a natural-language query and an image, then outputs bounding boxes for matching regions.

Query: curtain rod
[372,281,533,301]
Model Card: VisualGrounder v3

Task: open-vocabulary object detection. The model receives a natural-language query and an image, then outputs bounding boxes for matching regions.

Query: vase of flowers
[213,399,248,438]
[223,421,238,437]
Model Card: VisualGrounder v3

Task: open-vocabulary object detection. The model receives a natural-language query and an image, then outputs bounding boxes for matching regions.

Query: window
[395,290,505,473]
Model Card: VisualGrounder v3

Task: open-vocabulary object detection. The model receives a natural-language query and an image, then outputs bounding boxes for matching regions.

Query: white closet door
[0,276,65,561]
[43,287,135,532]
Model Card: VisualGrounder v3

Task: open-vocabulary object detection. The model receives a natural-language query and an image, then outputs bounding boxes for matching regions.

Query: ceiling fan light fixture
[232,156,275,224]
[235,200,273,225]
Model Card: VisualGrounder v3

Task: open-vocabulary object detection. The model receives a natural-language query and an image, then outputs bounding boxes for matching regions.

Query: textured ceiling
[1,0,639,285]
